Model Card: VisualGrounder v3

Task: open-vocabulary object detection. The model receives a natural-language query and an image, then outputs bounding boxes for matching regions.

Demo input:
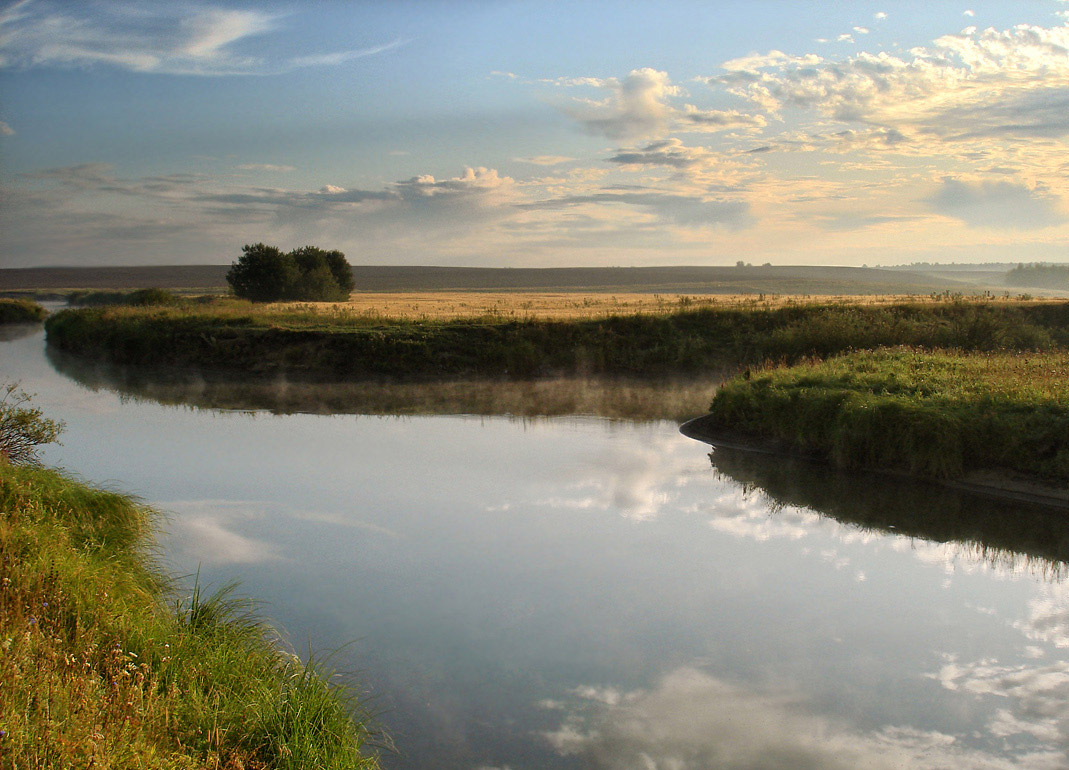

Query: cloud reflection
[534,434,696,521]
[161,500,283,566]
[545,666,1064,769]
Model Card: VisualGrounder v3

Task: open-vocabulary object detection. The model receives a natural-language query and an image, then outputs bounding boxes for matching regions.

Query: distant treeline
[4,264,975,295]
[1005,263,1069,290]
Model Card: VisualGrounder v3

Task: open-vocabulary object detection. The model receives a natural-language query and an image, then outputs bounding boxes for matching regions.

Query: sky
[1,0,1068,269]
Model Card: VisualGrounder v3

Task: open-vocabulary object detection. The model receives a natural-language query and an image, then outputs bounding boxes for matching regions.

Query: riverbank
[43,297,1069,378]
[689,349,1069,496]
[0,462,380,769]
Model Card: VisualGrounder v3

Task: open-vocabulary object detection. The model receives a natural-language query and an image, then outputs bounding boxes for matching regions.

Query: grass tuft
[0,462,381,769]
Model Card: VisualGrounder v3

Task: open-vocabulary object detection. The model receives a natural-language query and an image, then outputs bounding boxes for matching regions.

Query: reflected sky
[5,328,1069,769]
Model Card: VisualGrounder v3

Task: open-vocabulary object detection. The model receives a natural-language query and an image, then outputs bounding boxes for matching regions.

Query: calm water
[6,323,1069,769]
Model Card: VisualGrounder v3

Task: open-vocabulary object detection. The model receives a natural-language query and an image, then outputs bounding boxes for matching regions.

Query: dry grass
[287,291,1045,321]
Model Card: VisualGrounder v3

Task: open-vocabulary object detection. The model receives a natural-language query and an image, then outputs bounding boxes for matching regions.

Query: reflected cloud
[161,500,283,566]
[1018,582,1069,648]
[537,435,696,521]
[544,666,1056,769]
[935,654,1069,760]
[159,498,403,566]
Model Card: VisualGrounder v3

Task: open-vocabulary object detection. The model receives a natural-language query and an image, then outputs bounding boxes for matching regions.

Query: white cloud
[0,1,402,75]
[0,120,14,136]
[562,68,680,140]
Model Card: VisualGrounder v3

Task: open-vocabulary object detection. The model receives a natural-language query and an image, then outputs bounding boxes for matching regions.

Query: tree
[226,243,355,302]
[0,383,64,466]
[227,243,299,302]
[289,246,354,301]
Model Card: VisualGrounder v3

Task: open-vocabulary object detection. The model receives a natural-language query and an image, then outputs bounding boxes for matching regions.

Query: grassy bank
[700,349,1069,483]
[0,462,380,769]
[0,298,47,324]
[44,298,1069,378]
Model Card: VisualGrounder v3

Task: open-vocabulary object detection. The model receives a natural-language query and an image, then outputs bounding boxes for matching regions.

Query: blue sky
[1,0,1068,268]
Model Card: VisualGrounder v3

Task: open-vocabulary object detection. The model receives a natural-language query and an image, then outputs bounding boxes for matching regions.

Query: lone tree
[226,243,355,302]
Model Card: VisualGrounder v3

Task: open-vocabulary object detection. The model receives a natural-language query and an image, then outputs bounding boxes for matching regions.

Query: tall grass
[0,298,47,324]
[704,349,1069,482]
[44,298,1069,378]
[0,462,381,769]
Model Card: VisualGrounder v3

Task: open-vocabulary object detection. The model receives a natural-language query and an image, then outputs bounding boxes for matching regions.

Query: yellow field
[292,291,1041,321]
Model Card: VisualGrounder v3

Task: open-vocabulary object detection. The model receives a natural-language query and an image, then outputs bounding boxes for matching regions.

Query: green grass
[0,299,47,324]
[68,288,182,307]
[43,297,1069,378]
[704,349,1069,482]
[0,462,381,769]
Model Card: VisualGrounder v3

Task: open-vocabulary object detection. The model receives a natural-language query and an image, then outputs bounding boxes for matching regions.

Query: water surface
[6,326,1069,769]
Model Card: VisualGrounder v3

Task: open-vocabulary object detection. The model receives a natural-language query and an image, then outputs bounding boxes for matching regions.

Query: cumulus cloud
[715,20,1069,146]
[562,68,680,139]
[925,178,1066,229]
[0,120,13,135]
[0,1,402,75]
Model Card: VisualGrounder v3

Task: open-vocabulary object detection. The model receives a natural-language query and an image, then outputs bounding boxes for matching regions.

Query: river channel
[5,322,1069,769]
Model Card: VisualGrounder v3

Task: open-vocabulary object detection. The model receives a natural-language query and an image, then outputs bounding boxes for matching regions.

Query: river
[5,322,1069,769]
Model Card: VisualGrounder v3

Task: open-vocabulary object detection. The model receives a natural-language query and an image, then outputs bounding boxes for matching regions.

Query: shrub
[0,382,64,465]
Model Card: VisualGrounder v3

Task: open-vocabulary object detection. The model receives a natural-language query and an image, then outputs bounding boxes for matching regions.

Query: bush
[227,243,355,302]
[0,382,64,465]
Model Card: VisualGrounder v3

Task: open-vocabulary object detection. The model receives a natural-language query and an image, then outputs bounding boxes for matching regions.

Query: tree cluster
[226,243,355,302]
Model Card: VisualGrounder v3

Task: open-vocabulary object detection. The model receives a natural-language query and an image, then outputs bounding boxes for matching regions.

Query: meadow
[43,295,1069,379]
[700,349,1069,484]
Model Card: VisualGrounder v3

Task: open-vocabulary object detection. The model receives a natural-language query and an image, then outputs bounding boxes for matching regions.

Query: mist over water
[7,326,1069,769]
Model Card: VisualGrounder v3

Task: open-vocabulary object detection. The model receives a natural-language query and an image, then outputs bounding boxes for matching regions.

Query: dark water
[6,324,1069,769]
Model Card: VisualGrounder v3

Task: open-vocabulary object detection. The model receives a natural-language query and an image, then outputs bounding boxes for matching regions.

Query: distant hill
[1,264,980,296]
